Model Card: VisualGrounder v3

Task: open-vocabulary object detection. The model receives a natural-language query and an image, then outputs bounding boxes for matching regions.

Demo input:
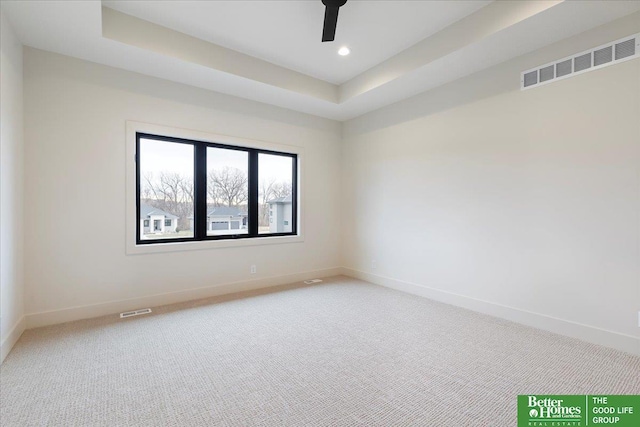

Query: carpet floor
[1,276,638,426]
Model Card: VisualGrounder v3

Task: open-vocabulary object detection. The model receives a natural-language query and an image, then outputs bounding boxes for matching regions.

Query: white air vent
[593,46,612,67]
[523,70,538,87]
[555,59,572,78]
[615,38,635,60]
[521,33,639,90]
[120,308,152,318]
[539,64,554,82]
[574,53,592,72]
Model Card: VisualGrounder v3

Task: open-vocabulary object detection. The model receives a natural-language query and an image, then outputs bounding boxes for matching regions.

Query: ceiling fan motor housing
[322,0,347,7]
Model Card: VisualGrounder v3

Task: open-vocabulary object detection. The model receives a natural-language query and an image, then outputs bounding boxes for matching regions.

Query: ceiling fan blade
[322,6,339,42]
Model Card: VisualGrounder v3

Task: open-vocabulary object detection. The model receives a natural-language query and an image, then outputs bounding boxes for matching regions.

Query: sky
[139,138,293,184]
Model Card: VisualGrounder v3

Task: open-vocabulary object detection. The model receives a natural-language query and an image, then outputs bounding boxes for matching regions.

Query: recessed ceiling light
[338,46,350,56]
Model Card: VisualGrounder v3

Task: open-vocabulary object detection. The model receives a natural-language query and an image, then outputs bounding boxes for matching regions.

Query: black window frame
[136,132,297,245]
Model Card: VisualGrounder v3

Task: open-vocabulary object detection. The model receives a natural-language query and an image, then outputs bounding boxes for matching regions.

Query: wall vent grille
[593,46,612,67]
[539,65,555,82]
[556,59,572,77]
[615,38,635,60]
[521,33,639,90]
[523,70,538,87]
[574,53,592,72]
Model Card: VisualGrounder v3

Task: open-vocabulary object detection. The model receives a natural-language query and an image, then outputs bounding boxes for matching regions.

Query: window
[138,136,194,241]
[136,133,297,245]
[207,147,248,237]
[258,153,294,234]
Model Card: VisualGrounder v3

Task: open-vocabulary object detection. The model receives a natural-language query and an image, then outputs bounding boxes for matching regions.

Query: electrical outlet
[250,265,257,274]
[371,259,377,270]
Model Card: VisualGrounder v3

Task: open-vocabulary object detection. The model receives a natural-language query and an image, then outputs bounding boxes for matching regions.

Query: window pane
[258,153,294,234]
[139,138,194,241]
[207,147,249,236]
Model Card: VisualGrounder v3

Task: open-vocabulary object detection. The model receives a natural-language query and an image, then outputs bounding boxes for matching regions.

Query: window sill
[126,234,304,255]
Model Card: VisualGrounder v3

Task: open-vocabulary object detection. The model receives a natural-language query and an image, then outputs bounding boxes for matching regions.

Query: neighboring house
[189,206,248,233]
[140,203,179,234]
[267,195,292,233]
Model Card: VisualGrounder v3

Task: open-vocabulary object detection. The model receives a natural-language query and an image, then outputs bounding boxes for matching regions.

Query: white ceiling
[102,0,490,85]
[2,1,640,121]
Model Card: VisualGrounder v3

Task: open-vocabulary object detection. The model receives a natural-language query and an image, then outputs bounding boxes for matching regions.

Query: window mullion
[248,150,259,236]
[292,155,298,235]
[194,144,207,240]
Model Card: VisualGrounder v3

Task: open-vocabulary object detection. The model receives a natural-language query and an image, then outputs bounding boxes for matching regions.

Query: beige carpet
[1,276,638,426]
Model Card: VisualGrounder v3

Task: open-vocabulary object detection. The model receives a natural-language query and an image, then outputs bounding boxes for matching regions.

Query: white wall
[342,13,640,354]
[0,9,25,363]
[23,48,342,326]
[10,9,640,358]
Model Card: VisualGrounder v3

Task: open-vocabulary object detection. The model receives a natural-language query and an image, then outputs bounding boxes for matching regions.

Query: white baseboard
[341,267,640,357]
[1,316,26,364]
[26,267,343,329]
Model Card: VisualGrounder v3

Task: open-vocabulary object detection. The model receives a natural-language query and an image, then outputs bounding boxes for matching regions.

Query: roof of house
[267,195,292,204]
[207,206,247,217]
[140,203,179,220]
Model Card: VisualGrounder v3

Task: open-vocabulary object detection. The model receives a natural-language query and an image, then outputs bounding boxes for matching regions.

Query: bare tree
[142,172,158,200]
[143,167,290,231]
[177,180,195,231]
[158,172,185,213]
[142,172,194,230]
[208,167,248,207]
[270,182,292,199]
[259,179,276,226]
